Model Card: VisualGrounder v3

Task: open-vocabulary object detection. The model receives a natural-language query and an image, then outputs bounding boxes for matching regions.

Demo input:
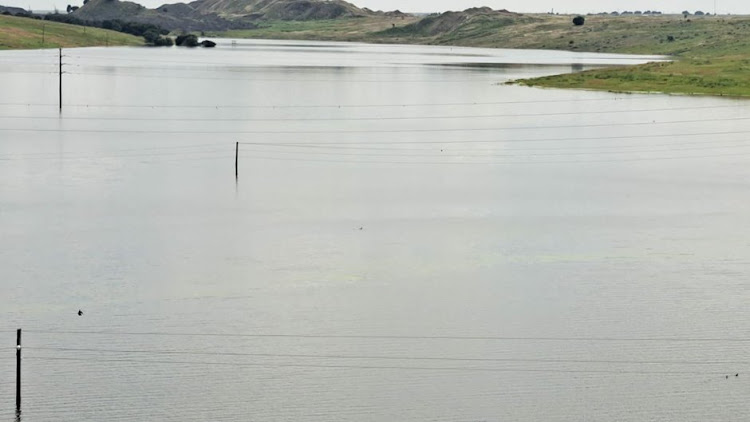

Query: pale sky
[7,0,747,16]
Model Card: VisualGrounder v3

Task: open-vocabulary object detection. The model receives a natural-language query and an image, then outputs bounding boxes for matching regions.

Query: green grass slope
[0,14,144,49]
[513,15,750,97]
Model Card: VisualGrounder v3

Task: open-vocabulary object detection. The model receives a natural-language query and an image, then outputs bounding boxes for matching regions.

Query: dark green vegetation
[175,33,198,46]
[0,13,143,49]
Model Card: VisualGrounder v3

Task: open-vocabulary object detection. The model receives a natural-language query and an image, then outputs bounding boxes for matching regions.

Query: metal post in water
[16,329,21,415]
[235,142,239,179]
[59,48,62,112]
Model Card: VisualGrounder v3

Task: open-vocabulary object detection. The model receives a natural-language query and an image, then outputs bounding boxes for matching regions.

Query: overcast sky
[7,0,748,15]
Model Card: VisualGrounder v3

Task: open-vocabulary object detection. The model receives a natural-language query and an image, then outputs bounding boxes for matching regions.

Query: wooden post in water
[16,329,21,415]
[59,48,62,112]
[235,142,239,179]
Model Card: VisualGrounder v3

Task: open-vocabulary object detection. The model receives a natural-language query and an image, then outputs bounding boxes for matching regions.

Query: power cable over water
[22,356,736,376]
[23,330,750,342]
[21,346,750,366]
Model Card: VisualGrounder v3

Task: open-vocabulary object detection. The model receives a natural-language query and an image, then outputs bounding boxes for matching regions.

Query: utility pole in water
[16,329,21,416]
[59,48,63,112]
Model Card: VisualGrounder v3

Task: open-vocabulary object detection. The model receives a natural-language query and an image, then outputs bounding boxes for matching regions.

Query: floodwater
[1,39,749,421]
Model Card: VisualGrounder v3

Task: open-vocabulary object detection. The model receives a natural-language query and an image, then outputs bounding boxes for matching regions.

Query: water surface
[1,39,749,421]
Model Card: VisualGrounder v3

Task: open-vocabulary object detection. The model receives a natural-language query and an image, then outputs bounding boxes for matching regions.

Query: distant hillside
[190,0,368,20]
[72,0,252,31]
[71,0,371,31]
[378,7,538,43]
[0,5,28,15]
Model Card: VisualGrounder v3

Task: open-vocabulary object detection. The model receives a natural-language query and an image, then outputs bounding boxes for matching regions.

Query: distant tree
[66,4,71,12]
[667,35,675,42]
[70,6,78,11]
[695,10,705,16]
[572,15,585,26]
[175,34,199,47]
[142,28,160,44]
[151,36,173,46]
[1,10,11,14]
[682,10,690,17]
[634,10,642,15]
[83,0,89,4]
[610,11,619,16]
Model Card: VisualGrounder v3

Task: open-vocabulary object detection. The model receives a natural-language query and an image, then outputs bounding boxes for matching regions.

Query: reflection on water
[0,39,749,422]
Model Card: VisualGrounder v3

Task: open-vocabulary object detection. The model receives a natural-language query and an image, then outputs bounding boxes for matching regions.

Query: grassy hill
[0,14,144,49]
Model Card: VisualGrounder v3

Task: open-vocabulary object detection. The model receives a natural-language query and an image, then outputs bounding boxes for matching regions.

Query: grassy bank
[0,14,143,50]
[215,13,750,97]
[513,15,750,97]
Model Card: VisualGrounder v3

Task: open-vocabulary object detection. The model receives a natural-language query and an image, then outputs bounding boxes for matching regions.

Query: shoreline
[212,14,750,98]
[4,11,750,98]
